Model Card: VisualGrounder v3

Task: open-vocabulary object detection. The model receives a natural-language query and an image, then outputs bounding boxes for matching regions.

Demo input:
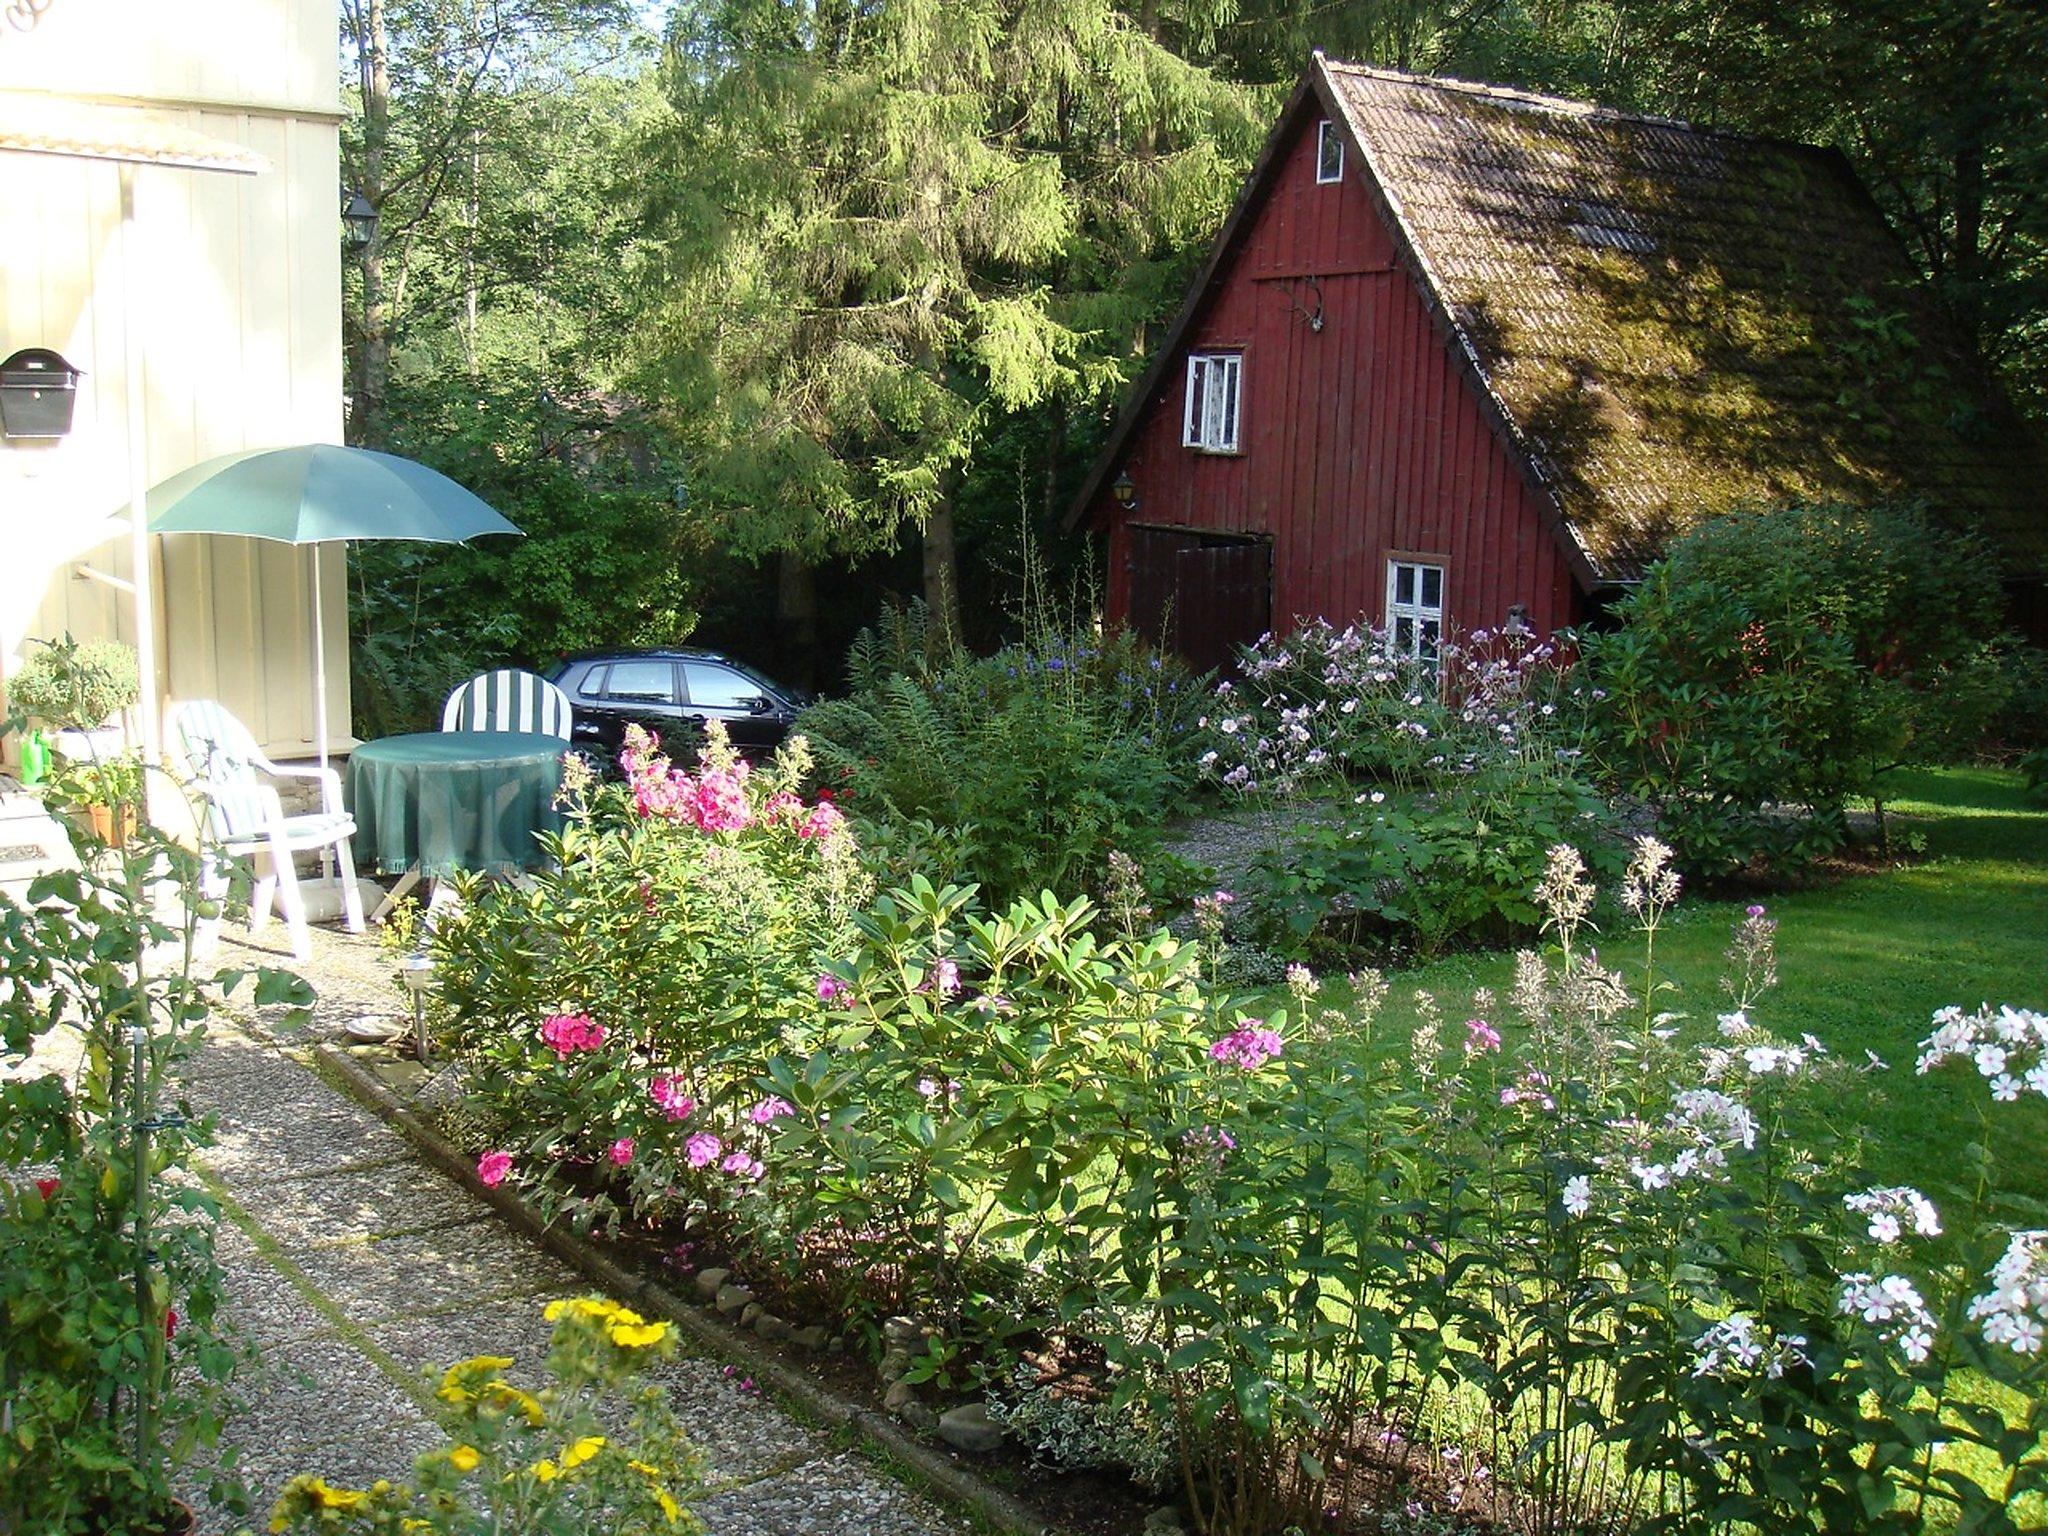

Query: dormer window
[1316,120,1344,184]
[1183,353,1242,453]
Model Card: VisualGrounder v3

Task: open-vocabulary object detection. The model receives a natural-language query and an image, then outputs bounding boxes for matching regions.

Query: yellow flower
[480,1380,547,1426]
[302,1479,367,1511]
[607,1317,671,1348]
[545,1297,622,1323]
[437,1355,516,1404]
[448,1444,481,1474]
[268,1514,289,1535]
[629,1459,661,1479]
[560,1435,606,1470]
[531,1458,560,1483]
[657,1488,682,1525]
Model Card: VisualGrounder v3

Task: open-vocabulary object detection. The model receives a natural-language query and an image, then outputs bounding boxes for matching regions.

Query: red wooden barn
[1067,57,2048,670]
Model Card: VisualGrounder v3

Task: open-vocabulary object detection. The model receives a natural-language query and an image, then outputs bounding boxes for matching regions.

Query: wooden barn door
[1127,526,1272,675]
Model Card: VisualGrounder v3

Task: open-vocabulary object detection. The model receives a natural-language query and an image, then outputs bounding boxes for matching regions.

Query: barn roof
[1069,59,2048,583]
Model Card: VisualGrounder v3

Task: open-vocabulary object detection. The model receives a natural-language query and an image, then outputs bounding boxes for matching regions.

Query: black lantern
[341,188,378,250]
[1111,469,1137,510]
[0,349,83,439]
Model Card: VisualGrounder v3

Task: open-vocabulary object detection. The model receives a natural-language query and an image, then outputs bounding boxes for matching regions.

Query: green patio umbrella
[147,443,522,769]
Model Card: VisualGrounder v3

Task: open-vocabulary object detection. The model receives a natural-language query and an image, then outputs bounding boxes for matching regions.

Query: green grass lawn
[1311,764,2048,1203]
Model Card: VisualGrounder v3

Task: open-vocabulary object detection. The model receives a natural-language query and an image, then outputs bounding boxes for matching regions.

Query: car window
[683,662,762,709]
[605,661,677,703]
[576,665,609,698]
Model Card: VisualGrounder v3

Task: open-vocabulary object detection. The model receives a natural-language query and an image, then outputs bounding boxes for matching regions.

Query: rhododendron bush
[431,760,2048,1533]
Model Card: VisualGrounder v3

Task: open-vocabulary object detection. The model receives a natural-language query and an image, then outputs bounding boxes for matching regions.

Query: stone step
[0,783,80,903]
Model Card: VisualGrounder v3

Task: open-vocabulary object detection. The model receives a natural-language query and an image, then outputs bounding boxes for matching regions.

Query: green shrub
[1204,622,1619,957]
[796,601,1207,904]
[0,797,310,1533]
[5,634,140,732]
[1582,503,2011,875]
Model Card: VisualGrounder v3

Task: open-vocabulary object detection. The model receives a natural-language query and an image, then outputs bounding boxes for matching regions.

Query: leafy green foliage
[1583,503,2012,876]
[795,602,1207,904]
[0,794,310,1533]
[4,635,140,732]
[350,371,709,736]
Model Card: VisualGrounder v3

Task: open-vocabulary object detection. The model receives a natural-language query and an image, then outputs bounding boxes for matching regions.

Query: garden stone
[882,1314,925,1347]
[1145,1507,1187,1534]
[740,1302,764,1327]
[827,1334,846,1354]
[715,1283,753,1317]
[693,1266,729,1300]
[900,1400,938,1434]
[936,1401,1005,1454]
[878,1345,912,1383]
[754,1312,791,1342]
[883,1379,919,1413]
[791,1324,831,1352]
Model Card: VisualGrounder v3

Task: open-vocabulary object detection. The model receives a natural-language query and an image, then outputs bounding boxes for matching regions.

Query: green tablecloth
[346,731,566,877]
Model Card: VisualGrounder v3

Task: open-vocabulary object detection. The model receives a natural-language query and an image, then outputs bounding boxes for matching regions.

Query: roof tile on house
[1321,62,2048,580]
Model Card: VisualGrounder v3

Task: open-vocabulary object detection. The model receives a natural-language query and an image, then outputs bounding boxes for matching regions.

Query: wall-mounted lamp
[1111,469,1137,511]
[341,187,378,251]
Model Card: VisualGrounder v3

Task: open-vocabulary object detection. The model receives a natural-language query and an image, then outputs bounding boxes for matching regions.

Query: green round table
[346,731,567,879]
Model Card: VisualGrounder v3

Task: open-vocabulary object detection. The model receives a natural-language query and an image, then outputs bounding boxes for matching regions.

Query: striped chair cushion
[440,670,573,739]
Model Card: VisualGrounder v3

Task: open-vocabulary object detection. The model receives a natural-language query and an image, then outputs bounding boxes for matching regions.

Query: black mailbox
[1,349,83,439]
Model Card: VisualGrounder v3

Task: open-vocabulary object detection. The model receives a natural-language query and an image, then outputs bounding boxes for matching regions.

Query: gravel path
[181,922,971,1536]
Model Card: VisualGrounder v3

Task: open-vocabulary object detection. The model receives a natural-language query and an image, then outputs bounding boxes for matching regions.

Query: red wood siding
[1096,107,1584,644]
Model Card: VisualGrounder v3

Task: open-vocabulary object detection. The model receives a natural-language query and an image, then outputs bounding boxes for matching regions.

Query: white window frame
[1182,352,1242,453]
[1385,559,1445,664]
[1316,120,1344,184]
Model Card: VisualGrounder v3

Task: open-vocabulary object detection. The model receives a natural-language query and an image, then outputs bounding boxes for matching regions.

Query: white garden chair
[167,700,365,963]
[439,669,573,738]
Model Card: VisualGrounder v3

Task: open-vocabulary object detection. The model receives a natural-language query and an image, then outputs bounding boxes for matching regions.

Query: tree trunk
[352,0,392,446]
[922,494,963,644]
[776,551,819,692]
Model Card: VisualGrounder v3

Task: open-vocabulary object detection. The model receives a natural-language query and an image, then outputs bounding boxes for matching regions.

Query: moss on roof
[1322,63,2048,581]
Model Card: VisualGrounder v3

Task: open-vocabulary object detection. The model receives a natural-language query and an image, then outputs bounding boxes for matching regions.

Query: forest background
[337,0,2048,729]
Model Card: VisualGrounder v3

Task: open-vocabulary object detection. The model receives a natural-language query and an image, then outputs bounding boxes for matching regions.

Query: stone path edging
[310,1043,1054,1536]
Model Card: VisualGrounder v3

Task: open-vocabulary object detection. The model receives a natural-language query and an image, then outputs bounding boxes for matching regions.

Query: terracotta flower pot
[84,801,138,847]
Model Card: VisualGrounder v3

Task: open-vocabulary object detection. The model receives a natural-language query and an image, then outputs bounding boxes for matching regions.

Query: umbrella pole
[120,162,161,768]
[312,543,335,887]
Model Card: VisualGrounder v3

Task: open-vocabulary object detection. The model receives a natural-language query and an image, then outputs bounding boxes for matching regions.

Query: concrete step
[0,782,81,904]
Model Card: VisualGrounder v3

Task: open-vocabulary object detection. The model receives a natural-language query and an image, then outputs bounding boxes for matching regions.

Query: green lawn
[1313,765,2048,1204]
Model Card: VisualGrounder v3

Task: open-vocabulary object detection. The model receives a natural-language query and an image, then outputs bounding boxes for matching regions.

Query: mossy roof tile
[1323,62,2048,580]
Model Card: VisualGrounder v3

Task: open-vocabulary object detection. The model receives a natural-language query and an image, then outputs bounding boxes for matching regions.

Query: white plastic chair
[168,700,365,963]
[440,669,573,738]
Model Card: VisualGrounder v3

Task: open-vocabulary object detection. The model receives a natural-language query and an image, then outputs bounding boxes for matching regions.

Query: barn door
[1127,526,1272,675]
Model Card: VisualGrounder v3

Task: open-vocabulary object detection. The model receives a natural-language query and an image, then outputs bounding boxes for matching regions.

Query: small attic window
[1316,121,1344,184]
[1566,199,1655,255]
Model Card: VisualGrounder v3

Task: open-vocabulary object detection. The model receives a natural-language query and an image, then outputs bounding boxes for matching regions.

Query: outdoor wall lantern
[0,348,82,439]
[341,188,378,250]
[1112,469,1137,511]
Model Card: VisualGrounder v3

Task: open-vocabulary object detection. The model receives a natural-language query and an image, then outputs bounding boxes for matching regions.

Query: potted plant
[53,751,147,846]
[5,633,140,763]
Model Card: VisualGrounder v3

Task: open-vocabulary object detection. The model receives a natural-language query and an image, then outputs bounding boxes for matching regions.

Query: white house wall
[0,0,347,761]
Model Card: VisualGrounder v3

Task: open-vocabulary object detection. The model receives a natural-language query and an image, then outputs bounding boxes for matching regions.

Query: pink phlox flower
[764,790,805,823]
[1183,1124,1237,1167]
[685,1132,723,1169]
[608,1137,635,1166]
[797,800,847,843]
[720,1150,765,1180]
[1210,1026,1285,1071]
[476,1150,513,1187]
[748,1095,796,1125]
[689,766,753,833]
[650,1074,696,1121]
[817,973,855,1008]
[1464,1018,1502,1054]
[540,1012,606,1056]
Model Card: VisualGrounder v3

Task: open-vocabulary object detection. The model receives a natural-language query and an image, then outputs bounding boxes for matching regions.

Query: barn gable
[1070,57,2048,637]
